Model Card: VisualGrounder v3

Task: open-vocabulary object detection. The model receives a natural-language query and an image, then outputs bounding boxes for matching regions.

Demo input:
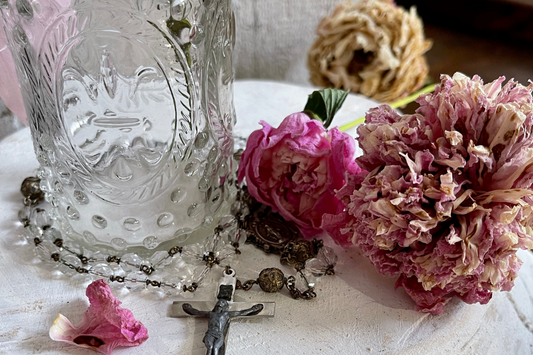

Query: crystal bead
[18,206,32,222]
[163,275,184,291]
[296,269,317,289]
[217,245,236,262]
[198,177,210,192]
[58,254,82,274]
[125,271,147,292]
[25,224,43,238]
[318,246,338,266]
[192,266,211,286]
[30,208,52,227]
[34,242,53,261]
[170,0,190,21]
[305,258,328,277]
[203,232,221,252]
[43,227,62,241]
[228,227,246,244]
[92,264,114,278]
[53,180,63,194]
[111,265,126,278]
[181,244,203,263]
[150,250,173,268]
[218,215,237,230]
[120,253,142,272]
[64,240,82,255]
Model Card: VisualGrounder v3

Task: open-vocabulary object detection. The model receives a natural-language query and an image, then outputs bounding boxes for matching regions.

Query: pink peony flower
[238,112,362,241]
[49,279,148,354]
[336,73,533,314]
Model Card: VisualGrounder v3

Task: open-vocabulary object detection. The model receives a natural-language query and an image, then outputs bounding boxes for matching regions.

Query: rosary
[19,165,338,354]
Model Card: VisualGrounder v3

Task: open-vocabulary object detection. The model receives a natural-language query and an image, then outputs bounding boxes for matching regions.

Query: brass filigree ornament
[18,172,337,300]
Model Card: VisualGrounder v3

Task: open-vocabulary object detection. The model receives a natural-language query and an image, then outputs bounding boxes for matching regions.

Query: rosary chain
[19,175,336,299]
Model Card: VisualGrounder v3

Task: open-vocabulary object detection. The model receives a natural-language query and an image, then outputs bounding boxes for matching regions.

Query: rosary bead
[91,264,114,278]
[120,253,142,272]
[20,176,44,205]
[125,271,148,292]
[257,268,285,293]
[18,206,31,223]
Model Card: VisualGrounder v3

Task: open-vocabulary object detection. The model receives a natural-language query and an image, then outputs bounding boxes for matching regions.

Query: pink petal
[49,280,148,354]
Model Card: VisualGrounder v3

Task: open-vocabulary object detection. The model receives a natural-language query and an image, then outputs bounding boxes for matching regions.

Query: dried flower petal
[335,73,533,314]
[49,279,148,354]
[308,0,432,102]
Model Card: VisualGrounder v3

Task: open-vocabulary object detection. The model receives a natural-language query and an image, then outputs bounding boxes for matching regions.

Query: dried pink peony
[336,73,533,314]
[49,279,148,354]
[238,112,362,240]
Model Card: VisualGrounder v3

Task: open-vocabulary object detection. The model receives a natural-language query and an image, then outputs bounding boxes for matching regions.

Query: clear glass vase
[1,0,236,252]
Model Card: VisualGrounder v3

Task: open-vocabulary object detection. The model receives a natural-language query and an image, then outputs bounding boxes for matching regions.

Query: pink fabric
[0,0,71,124]
[0,23,26,124]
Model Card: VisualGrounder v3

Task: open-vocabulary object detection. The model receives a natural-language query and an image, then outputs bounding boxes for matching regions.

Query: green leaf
[166,18,192,66]
[166,17,192,36]
[303,88,349,129]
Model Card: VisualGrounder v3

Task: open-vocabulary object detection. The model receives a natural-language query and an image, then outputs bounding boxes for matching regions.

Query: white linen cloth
[0,81,532,355]
[232,0,350,85]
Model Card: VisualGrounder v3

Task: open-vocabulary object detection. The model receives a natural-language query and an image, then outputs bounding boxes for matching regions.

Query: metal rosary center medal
[170,270,275,355]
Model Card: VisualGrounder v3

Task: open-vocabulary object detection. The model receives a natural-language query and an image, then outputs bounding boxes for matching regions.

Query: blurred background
[396,0,533,85]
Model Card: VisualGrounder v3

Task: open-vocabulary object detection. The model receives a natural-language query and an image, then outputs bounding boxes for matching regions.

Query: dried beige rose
[308,0,432,103]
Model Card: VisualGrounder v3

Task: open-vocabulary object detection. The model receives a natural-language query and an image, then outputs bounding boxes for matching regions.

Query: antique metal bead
[257,268,285,293]
[20,177,44,206]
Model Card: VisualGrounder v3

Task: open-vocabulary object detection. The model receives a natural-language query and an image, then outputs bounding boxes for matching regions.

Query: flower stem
[338,84,436,132]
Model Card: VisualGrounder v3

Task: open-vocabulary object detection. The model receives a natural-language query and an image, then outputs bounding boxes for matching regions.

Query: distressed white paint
[0,81,532,355]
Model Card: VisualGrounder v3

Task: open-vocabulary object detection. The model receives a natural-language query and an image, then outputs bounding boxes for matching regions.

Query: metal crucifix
[170,269,275,355]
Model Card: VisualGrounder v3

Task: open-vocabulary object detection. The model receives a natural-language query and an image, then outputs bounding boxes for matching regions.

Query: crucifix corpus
[170,269,275,355]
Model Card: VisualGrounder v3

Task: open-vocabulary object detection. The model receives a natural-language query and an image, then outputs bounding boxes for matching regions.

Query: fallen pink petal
[49,279,149,354]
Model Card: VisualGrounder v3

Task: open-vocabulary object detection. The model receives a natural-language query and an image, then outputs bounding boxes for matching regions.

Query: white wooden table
[1,80,532,355]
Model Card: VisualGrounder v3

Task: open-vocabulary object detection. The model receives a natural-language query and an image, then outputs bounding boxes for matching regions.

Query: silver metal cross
[169,270,275,355]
